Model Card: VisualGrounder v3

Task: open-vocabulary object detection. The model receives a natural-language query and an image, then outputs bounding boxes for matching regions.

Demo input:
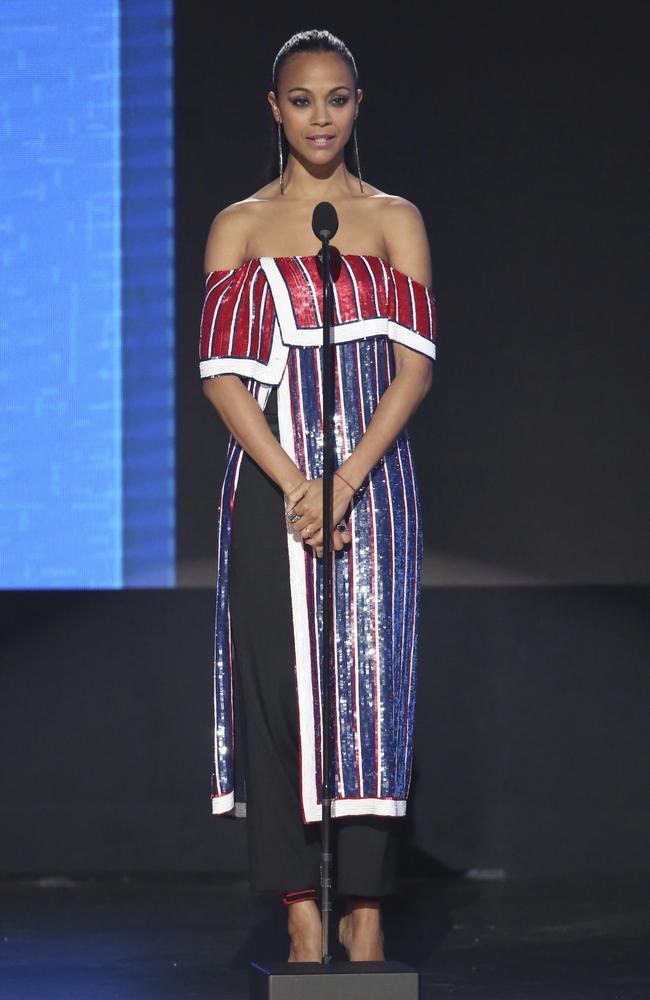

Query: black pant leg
[335,816,399,898]
[229,389,320,895]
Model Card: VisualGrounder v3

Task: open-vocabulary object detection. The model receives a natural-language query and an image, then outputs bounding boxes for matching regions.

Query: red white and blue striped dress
[199,253,437,824]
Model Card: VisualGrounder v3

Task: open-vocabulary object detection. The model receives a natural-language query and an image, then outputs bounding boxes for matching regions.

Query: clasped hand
[284,476,353,558]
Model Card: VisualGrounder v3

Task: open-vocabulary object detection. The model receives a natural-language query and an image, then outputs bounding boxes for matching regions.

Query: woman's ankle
[342,894,382,916]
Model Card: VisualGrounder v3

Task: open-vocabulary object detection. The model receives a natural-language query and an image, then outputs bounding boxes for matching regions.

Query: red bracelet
[334,470,356,492]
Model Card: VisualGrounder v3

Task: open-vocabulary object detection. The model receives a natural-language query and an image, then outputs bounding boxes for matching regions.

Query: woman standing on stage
[199,29,436,962]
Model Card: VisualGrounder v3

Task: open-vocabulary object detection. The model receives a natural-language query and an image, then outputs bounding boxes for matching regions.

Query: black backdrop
[176,0,649,587]
[1,1,649,881]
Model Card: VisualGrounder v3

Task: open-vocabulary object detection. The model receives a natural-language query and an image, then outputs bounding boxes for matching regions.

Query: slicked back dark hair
[261,29,361,185]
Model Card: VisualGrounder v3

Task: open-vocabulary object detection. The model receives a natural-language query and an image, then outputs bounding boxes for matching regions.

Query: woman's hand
[284,475,354,558]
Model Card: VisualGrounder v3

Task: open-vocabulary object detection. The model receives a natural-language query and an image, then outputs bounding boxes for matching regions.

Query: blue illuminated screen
[0,1,175,588]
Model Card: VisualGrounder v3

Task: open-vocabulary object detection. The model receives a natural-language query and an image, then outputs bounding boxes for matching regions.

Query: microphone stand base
[249,959,419,999]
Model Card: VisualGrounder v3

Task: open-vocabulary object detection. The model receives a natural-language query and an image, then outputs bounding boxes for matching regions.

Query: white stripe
[211,792,235,814]
[277,355,319,822]
[199,317,289,383]
[279,318,388,347]
[305,350,324,783]
[390,265,399,324]
[329,796,407,819]
[407,276,417,328]
[261,257,389,346]
[223,791,407,820]
[377,257,390,301]
[387,321,436,359]
[393,437,410,788]
[402,430,420,781]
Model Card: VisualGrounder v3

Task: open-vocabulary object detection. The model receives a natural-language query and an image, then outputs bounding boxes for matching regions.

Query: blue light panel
[0,0,175,588]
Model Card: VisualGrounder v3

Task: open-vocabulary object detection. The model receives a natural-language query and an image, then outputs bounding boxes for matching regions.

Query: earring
[353,121,364,193]
[277,119,284,194]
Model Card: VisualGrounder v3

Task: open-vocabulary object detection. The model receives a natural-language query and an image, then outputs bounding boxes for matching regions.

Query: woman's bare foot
[287,899,322,962]
[337,897,385,961]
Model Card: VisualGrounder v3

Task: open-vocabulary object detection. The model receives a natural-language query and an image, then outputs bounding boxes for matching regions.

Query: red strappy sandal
[282,887,318,907]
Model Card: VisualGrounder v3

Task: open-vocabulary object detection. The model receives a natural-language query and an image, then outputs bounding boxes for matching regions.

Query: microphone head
[312,202,339,241]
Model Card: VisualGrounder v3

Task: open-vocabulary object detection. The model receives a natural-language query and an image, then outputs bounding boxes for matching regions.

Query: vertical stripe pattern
[204,255,435,821]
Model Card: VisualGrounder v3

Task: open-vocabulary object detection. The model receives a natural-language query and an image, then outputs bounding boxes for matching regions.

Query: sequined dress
[199,252,437,824]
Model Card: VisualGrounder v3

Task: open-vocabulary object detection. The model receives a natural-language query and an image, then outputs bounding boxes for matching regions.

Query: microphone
[311,202,339,241]
[312,202,342,280]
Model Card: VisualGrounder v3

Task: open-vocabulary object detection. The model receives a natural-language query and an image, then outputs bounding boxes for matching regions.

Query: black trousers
[229,385,398,898]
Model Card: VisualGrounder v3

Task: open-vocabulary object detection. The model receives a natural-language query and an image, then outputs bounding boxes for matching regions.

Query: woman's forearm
[202,375,305,494]
[337,364,432,490]
[203,361,431,498]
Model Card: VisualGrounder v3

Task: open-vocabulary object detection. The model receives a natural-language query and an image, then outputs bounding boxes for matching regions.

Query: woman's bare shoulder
[203,192,275,271]
[371,189,426,228]
[373,191,432,287]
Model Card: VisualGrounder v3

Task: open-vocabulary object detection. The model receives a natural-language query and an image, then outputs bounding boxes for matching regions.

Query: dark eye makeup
[290,96,349,107]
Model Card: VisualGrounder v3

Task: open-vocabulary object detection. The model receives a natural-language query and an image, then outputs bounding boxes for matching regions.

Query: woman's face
[269,51,362,165]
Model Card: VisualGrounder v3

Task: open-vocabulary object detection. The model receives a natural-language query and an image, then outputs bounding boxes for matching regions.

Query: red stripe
[343,255,383,319]
[354,339,381,796]
[201,262,279,365]
[199,273,233,360]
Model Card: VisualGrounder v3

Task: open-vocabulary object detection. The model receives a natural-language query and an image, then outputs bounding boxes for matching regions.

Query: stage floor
[1,872,648,998]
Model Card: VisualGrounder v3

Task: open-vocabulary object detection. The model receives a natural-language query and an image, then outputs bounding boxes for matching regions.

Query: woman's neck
[280,153,360,201]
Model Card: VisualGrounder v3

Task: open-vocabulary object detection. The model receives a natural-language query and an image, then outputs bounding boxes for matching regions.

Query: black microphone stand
[318,232,335,965]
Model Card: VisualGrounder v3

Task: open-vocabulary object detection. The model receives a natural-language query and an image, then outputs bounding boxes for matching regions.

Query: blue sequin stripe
[210,379,264,809]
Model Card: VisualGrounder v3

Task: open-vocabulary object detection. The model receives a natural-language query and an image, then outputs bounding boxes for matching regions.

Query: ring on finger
[336,521,347,532]
[287,510,301,523]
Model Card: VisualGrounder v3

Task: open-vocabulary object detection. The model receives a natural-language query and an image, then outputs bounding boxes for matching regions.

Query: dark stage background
[1,2,649,882]
[177,2,649,588]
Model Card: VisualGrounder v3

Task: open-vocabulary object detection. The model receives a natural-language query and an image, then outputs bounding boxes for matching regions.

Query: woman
[198,29,436,962]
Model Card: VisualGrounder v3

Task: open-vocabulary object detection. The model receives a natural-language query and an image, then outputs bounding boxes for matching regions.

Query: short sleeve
[386,264,436,360]
[198,260,288,384]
